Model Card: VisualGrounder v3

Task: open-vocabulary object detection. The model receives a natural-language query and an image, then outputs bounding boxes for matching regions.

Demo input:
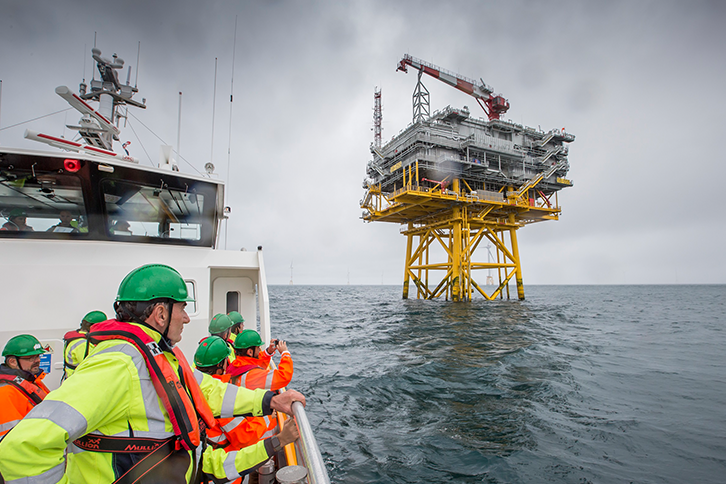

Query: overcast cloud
[1,0,724,285]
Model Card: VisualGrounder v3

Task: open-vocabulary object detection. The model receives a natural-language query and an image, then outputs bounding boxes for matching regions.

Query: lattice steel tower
[361,55,575,301]
[373,87,382,149]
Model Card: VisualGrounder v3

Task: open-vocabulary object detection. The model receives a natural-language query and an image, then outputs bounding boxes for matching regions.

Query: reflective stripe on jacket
[0,323,278,483]
[88,320,218,450]
[206,374,279,451]
[0,367,49,439]
[227,352,293,391]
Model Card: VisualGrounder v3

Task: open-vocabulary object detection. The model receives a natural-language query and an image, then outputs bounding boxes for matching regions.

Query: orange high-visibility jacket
[227,352,293,391]
[206,374,279,451]
[0,366,50,439]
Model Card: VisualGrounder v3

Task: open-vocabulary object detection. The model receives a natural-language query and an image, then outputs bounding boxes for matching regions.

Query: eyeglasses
[17,355,41,361]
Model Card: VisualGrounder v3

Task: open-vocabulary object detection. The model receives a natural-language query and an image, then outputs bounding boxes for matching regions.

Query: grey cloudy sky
[1,1,724,286]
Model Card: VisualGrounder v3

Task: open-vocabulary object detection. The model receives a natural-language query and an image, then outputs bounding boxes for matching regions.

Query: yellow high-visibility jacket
[63,331,93,380]
[0,324,278,483]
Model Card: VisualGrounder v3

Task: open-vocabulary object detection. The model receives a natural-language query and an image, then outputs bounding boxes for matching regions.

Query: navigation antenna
[224,15,239,250]
[25,46,146,164]
[210,58,218,170]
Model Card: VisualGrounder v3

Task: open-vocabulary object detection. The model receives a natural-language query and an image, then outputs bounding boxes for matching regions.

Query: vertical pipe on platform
[496,239,503,300]
[425,234,429,297]
[403,223,413,299]
[451,179,462,301]
[508,214,525,300]
[417,233,423,299]
[464,214,474,301]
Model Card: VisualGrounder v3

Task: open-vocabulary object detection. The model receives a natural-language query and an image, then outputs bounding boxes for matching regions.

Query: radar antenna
[25,46,146,163]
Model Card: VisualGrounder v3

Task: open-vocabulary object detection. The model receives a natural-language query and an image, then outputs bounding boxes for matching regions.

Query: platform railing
[292,401,330,484]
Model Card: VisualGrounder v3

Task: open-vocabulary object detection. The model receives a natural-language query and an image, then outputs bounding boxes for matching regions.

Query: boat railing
[292,401,331,484]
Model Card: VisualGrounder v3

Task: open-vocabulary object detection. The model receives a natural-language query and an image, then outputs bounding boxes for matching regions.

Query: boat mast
[25,46,146,164]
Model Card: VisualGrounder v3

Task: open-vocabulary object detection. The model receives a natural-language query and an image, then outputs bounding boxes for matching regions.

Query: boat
[0,45,328,483]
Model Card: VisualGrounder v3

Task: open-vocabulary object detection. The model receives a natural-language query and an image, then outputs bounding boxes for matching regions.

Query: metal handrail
[292,401,330,484]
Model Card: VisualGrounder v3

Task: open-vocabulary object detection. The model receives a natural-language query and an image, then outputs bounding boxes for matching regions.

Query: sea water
[269,285,726,483]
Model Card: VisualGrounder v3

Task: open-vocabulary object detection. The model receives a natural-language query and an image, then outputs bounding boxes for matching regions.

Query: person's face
[11,354,42,375]
[253,346,261,358]
[11,216,26,226]
[59,211,72,224]
[166,302,190,345]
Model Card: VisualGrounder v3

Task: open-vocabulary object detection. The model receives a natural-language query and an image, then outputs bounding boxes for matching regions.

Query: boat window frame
[0,152,220,247]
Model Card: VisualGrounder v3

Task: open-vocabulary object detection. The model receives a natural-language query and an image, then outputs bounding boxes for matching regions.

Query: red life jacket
[63,330,89,372]
[226,363,259,378]
[87,320,219,451]
[0,373,49,406]
[63,330,86,343]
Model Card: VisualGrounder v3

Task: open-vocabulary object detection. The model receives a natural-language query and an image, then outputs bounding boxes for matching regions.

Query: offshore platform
[360,55,575,301]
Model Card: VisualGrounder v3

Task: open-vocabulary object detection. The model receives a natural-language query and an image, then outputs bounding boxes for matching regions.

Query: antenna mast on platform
[373,87,382,149]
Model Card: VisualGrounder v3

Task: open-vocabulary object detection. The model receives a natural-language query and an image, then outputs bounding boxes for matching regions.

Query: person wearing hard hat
[222,330,295,451]
[228,329,293,392]
[62,310,107,380]
[0,263,305,483]
[194,337,296,470]
[1,208,33,231]
[227,310,245,344]
[207,313,237,363]
[0,335,50,440]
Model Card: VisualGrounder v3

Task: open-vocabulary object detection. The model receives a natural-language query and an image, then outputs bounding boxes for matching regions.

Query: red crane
[397,54,510,121]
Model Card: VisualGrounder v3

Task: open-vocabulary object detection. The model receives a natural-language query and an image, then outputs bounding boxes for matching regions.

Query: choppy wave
[270,285,726,483]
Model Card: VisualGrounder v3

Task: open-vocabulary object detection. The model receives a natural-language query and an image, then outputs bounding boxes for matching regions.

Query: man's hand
[277,419,300,447]
[276,340,288,354]
[265,341,277,355]
[270,389,305,415]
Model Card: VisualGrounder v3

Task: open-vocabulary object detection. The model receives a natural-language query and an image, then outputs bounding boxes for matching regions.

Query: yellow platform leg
[451,180,462,301]
[403,222,413,299]
[508,214,525,300]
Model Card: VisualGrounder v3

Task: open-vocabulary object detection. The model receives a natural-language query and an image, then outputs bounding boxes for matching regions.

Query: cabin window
[226,291,240,313]
[185,280,198,315]
[0,170,87,235]
[102,180,205,241]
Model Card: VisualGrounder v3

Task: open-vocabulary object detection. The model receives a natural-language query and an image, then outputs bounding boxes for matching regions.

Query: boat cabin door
[211,276,257,332]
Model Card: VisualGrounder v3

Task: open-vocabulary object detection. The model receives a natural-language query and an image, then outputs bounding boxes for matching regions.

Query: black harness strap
[73,434,178,484]
[74,434,173,454]
[111,438,176,484]
[87,329,197,451]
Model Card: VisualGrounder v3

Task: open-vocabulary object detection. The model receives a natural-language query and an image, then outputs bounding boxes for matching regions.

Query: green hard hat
[8,208,27,218]
[2,334,47,357]
[116,264,195,303]
[194,336,231,367]
[234,329,263,350]
[82,310,107,324]
[227,311,245,324]
[209,313,234,334]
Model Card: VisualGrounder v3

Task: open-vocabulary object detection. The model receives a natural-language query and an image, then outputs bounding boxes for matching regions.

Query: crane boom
[397,54,510,121]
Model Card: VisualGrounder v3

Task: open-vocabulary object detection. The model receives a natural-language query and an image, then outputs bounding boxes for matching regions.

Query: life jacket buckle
[146,341,162,356]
